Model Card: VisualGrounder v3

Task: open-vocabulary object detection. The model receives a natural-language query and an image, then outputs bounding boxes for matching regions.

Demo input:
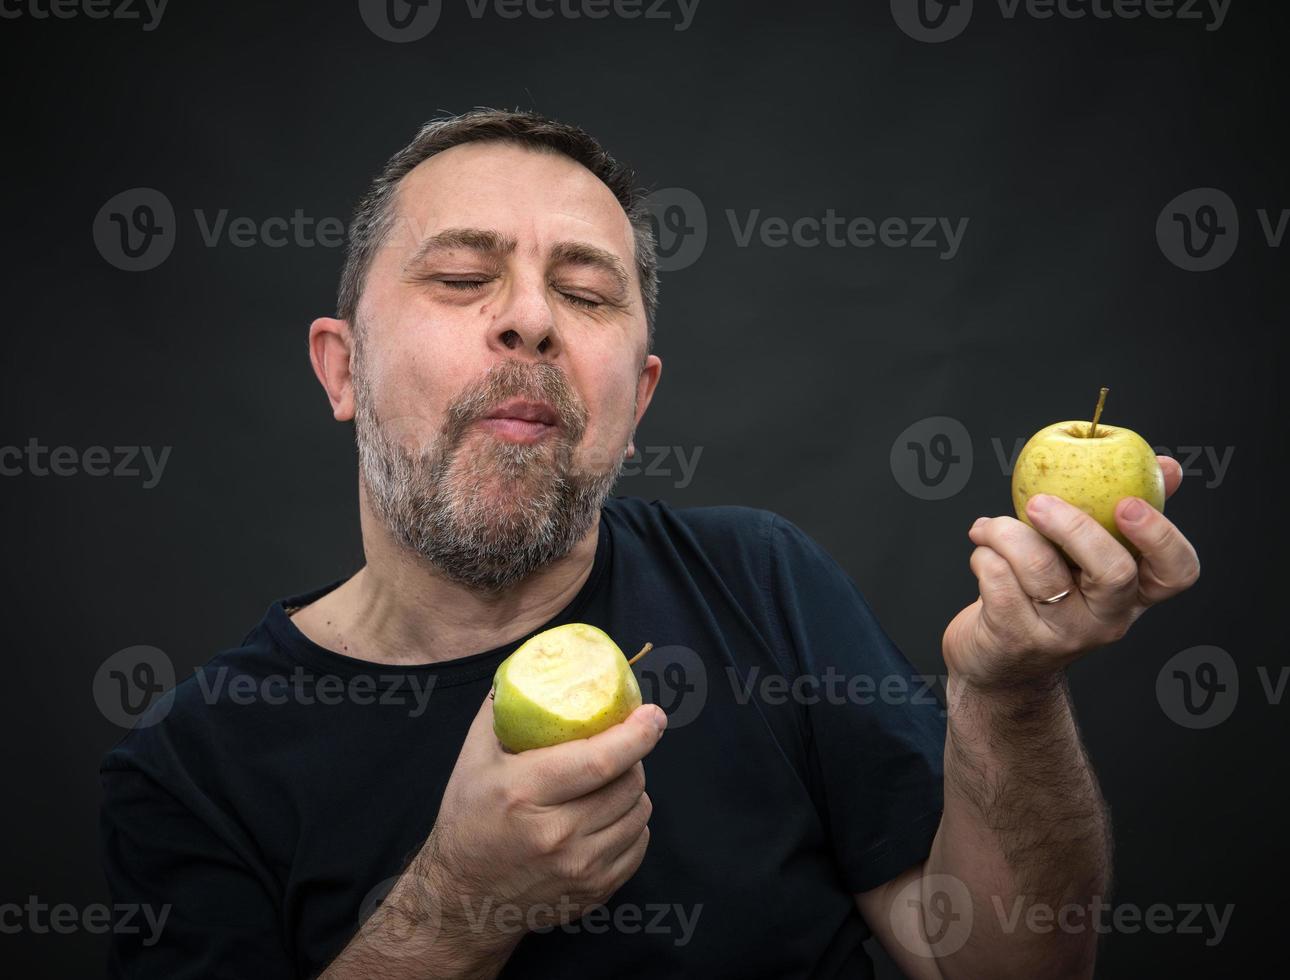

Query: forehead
[389,141,637,262]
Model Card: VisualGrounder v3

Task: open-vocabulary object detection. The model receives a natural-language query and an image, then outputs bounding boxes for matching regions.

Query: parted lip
[483,398,559,426]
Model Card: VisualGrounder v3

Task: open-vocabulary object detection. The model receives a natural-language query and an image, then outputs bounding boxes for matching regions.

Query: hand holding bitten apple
[942,390,1202,694]
[329,684,666,977]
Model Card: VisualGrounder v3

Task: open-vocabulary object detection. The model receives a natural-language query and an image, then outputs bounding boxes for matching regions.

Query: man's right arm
[322,694,666,978]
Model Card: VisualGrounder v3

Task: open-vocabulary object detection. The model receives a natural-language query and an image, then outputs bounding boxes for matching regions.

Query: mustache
[442,361,587,444]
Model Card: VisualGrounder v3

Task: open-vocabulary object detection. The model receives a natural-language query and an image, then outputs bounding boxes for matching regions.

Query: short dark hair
[338,108,658,351]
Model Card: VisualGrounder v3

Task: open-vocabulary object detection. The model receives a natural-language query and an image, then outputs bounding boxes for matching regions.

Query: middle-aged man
[100,109,1200,979]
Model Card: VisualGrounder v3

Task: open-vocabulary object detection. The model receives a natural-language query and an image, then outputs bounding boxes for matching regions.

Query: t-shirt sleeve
[766,514,946,894]
[99,763,295,978]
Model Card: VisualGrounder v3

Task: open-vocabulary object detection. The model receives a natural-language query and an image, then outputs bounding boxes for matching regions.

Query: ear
[626,354,663,459]
[308,317,356,422]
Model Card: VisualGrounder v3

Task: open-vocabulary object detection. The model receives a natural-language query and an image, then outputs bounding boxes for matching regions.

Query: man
[100,109,1200,979]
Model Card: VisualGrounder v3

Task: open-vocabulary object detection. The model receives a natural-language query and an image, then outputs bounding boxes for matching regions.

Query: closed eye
[559,291,602,310]
[439,279,489,292]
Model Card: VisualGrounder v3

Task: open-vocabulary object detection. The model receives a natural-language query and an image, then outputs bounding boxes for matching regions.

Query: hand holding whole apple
[1011,387,1166,559]
[942,389,1201,693]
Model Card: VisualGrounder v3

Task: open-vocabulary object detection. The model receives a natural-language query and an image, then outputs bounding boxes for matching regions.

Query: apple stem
[1089,386,1109,438]
[627,643,653,666]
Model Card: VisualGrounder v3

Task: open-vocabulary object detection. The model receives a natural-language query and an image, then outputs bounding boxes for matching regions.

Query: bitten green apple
[1011,388,1165,559]
[491,623,649,753]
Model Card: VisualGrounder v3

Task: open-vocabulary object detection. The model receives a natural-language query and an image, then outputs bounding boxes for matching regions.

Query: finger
[522,704,666,806]
[460,688,506,764]
[1025,494,1139,624]
[1114,498,1201,605]
[1158,456,1183,499]
[600,825,651,893]
[968,543,1042,637]
[969,516,1075,608]
[584,791,653,859]
[566,763,647,835]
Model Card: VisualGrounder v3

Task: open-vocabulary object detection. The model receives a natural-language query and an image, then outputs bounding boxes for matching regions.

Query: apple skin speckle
[1010,419,1165,557]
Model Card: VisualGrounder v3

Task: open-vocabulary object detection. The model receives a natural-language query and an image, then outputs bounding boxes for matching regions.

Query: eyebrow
[404,227,517,271]
[547,240,630,298]
[404,227,631,298]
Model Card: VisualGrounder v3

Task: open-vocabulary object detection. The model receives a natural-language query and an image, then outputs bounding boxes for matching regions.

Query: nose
[488,271,561,360]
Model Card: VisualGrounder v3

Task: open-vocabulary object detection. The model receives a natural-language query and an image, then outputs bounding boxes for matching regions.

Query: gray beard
[353,360,626,595]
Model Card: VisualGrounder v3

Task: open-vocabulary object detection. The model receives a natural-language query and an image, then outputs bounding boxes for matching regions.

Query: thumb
[457,685,504,761]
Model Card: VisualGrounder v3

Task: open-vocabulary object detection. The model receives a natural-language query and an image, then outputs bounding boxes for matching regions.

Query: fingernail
[648,706,667,735]
[971,516,988,530]
[1121,498,1147,523]
[1028,494,1053,517]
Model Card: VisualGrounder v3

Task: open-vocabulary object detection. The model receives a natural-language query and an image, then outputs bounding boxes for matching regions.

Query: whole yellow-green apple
[492,623,644,753]
[1011,389,1165,559]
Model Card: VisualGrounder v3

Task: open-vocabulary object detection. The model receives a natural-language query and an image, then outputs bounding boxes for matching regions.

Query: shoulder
[603,495,831,567]
[601,496,848,612]
[99,622,282,786]
[603,495,785,564]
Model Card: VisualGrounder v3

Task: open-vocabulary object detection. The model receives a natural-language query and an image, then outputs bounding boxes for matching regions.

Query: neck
[291,494,601,667]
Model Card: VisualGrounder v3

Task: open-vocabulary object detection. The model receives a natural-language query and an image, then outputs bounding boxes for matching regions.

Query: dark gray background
[1,0,1285,976]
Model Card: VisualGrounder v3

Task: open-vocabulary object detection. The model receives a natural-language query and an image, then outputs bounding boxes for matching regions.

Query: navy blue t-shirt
[100,497,946,978]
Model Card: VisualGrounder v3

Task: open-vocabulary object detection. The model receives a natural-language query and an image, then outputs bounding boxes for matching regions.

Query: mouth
[476,398,561,444]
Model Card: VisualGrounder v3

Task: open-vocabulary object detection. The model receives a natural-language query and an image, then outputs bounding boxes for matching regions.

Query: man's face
[347,141,660,591]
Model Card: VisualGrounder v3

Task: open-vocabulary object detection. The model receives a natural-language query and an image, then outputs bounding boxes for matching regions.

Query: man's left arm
[857,456,1200,980]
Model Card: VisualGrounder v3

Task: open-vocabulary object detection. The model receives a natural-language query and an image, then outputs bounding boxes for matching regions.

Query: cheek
[364,340,459,448]
[574,362,640,455]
